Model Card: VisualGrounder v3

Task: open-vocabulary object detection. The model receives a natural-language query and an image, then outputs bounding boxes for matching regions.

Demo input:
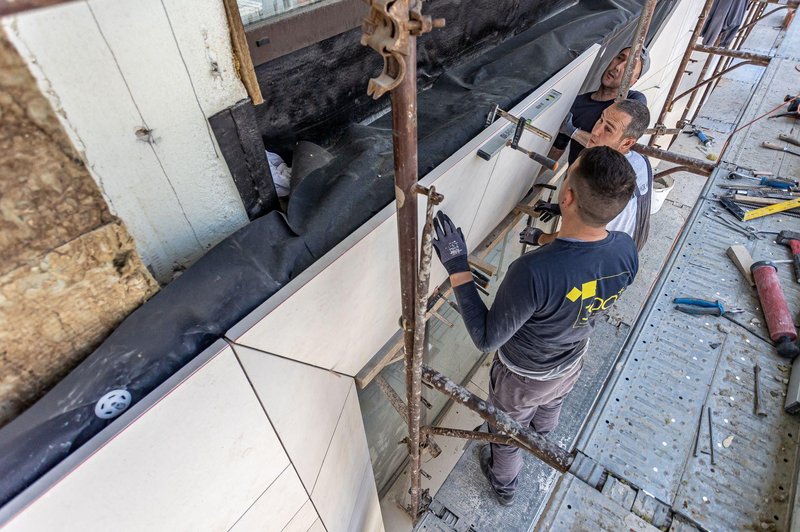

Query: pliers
[673,298,773,345]
[673,298,744,316]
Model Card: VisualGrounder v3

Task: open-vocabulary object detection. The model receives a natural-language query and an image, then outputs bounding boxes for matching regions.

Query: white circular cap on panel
[94,390,132,420]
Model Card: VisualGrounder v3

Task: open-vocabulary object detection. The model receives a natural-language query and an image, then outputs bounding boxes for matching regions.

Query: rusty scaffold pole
[649,0,716,147]
[616,0,658,102]
[360,0,444,521]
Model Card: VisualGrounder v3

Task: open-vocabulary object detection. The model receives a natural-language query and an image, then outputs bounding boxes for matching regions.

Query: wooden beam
[726,245,755,286]
[209,100,278,218]
[222,0,264,105]
[468,255,497,277]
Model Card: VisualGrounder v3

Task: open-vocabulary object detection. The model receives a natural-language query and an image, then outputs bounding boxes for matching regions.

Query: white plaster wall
[3,0,250,282]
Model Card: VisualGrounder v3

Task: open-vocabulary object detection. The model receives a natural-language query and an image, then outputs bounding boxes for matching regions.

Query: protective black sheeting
[256,0,577,158]
[0,0,676,510]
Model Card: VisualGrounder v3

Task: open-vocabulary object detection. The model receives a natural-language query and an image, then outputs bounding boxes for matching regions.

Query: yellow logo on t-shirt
[566,272,632,327]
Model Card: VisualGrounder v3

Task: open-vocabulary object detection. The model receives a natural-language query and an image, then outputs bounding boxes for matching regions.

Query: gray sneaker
[479,445,515,506]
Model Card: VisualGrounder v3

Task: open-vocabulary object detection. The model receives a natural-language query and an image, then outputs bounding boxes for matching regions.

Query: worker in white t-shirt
[522,99,652,251]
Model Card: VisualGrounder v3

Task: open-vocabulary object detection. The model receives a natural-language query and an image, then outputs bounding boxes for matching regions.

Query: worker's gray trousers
[486,356,583,495]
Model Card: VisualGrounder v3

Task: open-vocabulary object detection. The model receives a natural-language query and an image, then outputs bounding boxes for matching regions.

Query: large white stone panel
[234,345,354,492]
[3,346,288,532]
[231,466,309,532]
[311,388,381,532]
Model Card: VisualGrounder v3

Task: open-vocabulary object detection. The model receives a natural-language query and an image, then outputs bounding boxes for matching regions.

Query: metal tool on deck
[703,211,775,240]
[707,407,715,466]
[754,365,767,417]
[719,195,800,221]
[684,125,713,146]
[762,141,800,158]
[776,230,800,283]
[726,171,798,190]
[769,94,799,119]
[751,261,800,359]
[673,297,772,344]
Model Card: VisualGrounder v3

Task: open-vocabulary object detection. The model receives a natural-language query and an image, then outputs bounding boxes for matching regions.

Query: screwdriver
[727,172,798,190]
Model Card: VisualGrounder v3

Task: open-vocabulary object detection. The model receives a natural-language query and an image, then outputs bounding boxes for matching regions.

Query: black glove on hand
[533,201,561,223]
[433,211,470,275]
[519,227,544,246]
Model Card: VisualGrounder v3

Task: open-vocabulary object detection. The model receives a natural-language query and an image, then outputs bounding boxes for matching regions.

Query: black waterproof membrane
[0,0,675,509]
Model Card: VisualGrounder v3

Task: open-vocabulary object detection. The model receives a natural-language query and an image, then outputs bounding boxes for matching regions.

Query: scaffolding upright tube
[650,0,716,146]
[616,0,658,102]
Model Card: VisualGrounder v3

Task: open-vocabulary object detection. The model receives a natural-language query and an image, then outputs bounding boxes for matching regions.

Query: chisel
[762,141,800,158]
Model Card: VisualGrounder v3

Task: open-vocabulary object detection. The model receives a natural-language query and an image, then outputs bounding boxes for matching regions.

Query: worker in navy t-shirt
[432,146,639,506]
[550,46,650,165]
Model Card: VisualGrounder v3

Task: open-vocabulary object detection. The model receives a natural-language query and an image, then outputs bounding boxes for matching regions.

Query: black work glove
[534,201,561,223]
[433,211,470,275]
[519,227,544,246]
[559,112,577,139]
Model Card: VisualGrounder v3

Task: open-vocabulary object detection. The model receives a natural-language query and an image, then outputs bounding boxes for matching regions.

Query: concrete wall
[3,0,251,282]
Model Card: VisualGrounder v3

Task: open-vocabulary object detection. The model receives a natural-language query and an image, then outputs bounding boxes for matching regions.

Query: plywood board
[0,222,158,428]
[229,46,600,375]
[3,346,289,531]
[0,28,110,273]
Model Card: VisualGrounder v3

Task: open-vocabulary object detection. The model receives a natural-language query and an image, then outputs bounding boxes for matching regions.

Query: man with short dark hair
[432,146,639,506]
[550,46,650,165]
[526,99,653,250]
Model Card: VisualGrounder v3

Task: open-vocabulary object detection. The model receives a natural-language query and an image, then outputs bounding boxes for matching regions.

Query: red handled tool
[751,261,799,358]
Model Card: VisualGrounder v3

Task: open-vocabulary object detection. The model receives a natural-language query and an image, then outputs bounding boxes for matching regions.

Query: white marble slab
[231,466,309,532]
[3,346,289,532]
[283,500,320,532]
[310,388,380,532]
[234,345,354,492]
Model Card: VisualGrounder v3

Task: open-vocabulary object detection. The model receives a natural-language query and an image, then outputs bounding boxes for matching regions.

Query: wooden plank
[468,255,497,277]
[222,0,264,105]
[355,330,404,390]
[209,100,278,219]
[726,245,755,286]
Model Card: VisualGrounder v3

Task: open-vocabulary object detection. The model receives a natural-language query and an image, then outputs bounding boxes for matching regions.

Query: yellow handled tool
[743,196,800,221]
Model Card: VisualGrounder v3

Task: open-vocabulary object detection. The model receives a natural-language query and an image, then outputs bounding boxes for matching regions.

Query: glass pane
[238,0,331,26]
[358,224,525,494]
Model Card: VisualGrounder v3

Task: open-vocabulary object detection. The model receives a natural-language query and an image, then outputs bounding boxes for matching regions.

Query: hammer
[776,230,800,283]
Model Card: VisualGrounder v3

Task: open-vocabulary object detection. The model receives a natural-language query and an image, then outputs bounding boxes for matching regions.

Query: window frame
[243,0,365,66]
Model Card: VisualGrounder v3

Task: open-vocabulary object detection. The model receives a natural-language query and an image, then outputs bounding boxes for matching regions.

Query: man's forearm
[547,146,564,163]
[450,271,473,287]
